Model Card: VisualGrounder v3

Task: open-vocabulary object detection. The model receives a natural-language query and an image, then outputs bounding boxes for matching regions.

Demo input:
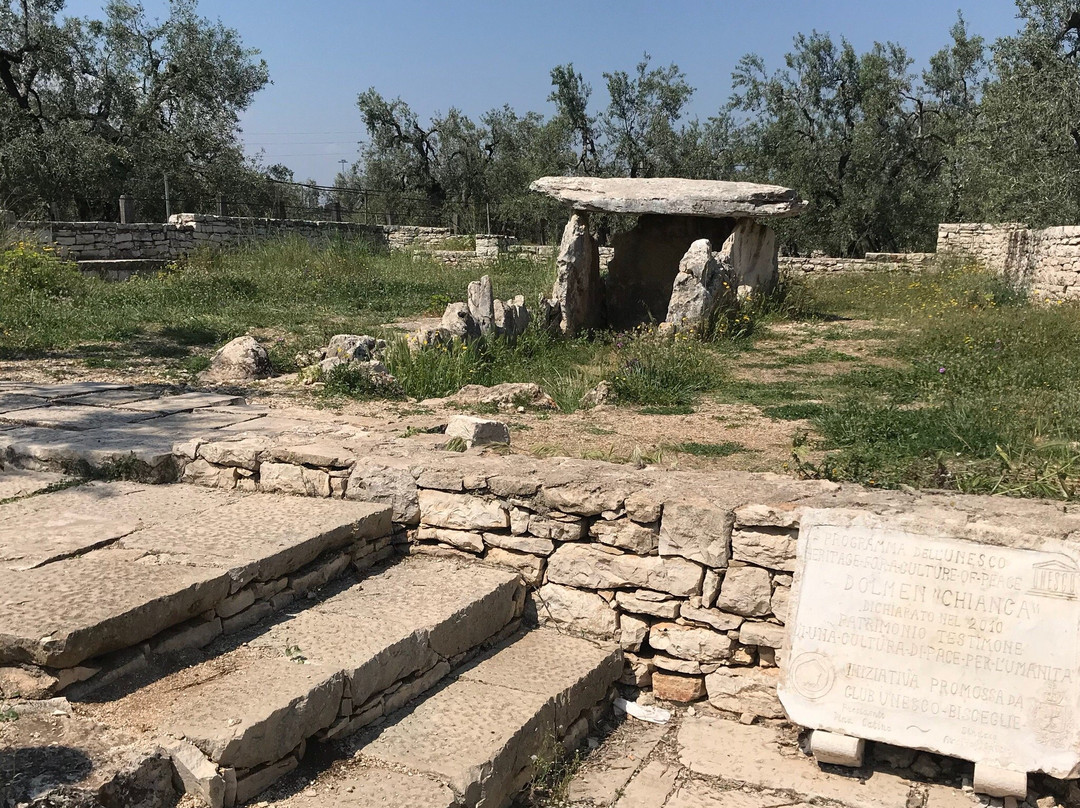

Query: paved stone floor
[563,704,1072,808]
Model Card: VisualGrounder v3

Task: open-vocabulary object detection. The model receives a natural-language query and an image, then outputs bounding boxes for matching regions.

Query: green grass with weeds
[667,441,747,457]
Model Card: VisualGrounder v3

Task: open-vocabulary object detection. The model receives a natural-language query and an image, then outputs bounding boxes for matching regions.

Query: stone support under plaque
[809,730,865,767]
[780,509,1080,784]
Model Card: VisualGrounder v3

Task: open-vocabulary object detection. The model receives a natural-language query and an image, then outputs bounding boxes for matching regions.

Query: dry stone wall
[780,253,934,276]
[177,436,1080,730]
[14,214,452,262]
[937,222,1080,301]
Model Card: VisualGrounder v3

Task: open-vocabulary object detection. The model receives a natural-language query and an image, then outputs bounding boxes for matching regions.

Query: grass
[0,235,553,370]
[9,231,1080,499]
[667,441,747,457]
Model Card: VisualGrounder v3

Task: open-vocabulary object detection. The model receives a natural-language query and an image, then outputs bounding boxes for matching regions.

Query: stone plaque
[779,511,1080,778]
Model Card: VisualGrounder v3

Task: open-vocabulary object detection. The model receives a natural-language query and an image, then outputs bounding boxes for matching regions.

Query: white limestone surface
[779,509,1080,779]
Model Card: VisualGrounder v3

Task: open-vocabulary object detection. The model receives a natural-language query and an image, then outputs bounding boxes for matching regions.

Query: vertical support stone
[119,194,135,225]
[550,210,601,335]
[972,763,1027,799]
[217,193,227,217]
[809,730,865,768]
[719,219,779,296]
[664,239,731,334]
[467,275,495,333]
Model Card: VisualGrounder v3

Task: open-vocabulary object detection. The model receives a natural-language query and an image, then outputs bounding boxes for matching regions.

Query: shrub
[605,328,725,406]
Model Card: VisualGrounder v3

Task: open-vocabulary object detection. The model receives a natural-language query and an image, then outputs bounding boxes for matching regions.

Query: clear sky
[64,0,1024,184]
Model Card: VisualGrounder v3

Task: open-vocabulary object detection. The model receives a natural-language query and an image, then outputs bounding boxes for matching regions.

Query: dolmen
[530,176,807,334]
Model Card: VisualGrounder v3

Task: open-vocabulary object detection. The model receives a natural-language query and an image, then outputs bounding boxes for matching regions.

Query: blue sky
[65,0,1024,183]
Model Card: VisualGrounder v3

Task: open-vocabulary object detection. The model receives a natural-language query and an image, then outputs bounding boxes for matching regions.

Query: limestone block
[620,614,649,652]
[649,623,734,663]
[530,176,806,218]
[738,621,785,649]
[346,458,420,524]
[701,569,722,607]
[444,415,510,448]
[549,211,601,335]
[259,462,331,498]
[416,527,485,554]
[624,489,663,523]
[326,334,377,362]
[202,336,272,382]
[547,544,703,597]
[715,566,772,617]
[810,731,865,768]
[183,458,239,489]
[165,738,228,808]
[621,653,655,688]
[652,655,720,676]
[467,275,495,333]
[526,514,587,541]
[719,219,780,293]
[659,501,733,568]
[678,604,742,632]
[483,531,555,556]
[614,589,681,619]
[705,667,784,719]
[0,665,58,699]
[485,546,545,586]
[770,586,790,624]
[664,239,728,332]
[972,763,1028,799]
[441,302,480,340]
[652,672,707,703]
[731,528,797,572]
[591,518,659,555]
[533,583,618,639]
[418,490,509,531]
[198,437,270,471]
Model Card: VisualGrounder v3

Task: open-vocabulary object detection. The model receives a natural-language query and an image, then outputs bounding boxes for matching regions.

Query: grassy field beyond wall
[5,233,1080,500]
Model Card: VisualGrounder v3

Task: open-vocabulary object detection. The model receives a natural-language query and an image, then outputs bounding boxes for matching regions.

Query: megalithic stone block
[550,211,602,335]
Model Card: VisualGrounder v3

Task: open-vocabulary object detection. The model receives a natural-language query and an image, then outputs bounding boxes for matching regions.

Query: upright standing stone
[467,275,495,333]
[664,239,732,333]
[549,211,601,335]
[720,219,779,295]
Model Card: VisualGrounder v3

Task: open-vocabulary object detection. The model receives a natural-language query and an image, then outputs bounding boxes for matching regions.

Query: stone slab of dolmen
[530,177,807,334]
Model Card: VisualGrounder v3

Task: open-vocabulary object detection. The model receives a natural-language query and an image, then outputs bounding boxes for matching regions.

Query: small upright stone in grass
[445,415,510,449]
[202,335,272,382]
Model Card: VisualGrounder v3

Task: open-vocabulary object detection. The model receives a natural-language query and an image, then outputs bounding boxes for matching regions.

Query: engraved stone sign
[779,510,1080,778]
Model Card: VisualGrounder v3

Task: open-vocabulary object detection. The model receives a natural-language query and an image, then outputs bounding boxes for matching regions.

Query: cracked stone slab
[0,548,230,667]
[0,481,240,571]
[263,766,456,807]
[530,176,807,218]
[117,392,246,414]
[253,556,520,703]
[0,468,67,502]
[677,714,932,808]
[355,628,621,808]
[0,382,131,399]
[0,392,48,413]
[63,388,167,407]
[0,404,159,431]
[458,629,621,734]
[117,495,391,584]
[0,483,391,668]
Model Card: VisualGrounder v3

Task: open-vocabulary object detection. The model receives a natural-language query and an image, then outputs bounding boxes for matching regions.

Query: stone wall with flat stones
[178,438,1080,726]
[780,253,934,276]
[13,214,453,262]
[937,222,1080,301]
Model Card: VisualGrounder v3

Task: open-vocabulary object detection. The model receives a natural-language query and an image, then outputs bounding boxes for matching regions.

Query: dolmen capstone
[530,176,807,334]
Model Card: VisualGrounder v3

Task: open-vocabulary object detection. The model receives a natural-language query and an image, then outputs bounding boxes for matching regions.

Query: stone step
[79,555,526,807]
[265,628,623,808]
[0,481,393,697]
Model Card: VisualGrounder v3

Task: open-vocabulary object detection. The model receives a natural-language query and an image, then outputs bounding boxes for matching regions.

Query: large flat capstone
[530,176,807,218]
[780,509,1080,780]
